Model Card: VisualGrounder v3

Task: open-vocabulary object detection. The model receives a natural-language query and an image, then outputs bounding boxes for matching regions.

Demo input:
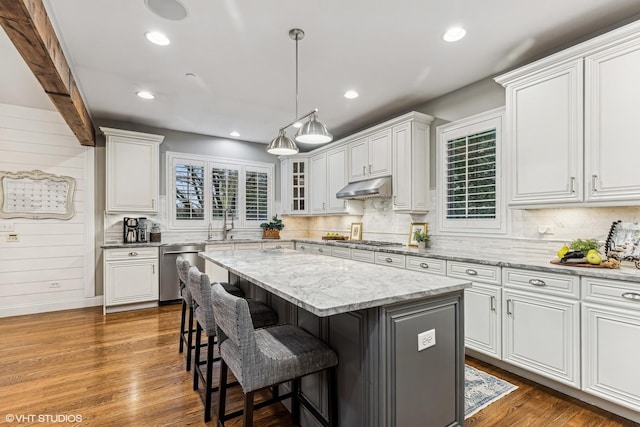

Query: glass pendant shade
[266,130,299,155]
[295,113,333,144]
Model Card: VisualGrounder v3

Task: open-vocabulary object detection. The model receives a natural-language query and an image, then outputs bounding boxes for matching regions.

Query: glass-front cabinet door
[290,158,308,214]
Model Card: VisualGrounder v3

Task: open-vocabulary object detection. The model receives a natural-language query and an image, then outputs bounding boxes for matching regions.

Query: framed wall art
[408,222,428,247]
[350,222,362,240]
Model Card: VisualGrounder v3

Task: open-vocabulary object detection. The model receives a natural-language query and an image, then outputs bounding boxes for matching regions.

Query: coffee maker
[137,217,148,243]
[123,217,139,243]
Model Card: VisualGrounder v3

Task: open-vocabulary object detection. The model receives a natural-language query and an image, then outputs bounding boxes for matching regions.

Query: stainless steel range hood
[336,177,392,200]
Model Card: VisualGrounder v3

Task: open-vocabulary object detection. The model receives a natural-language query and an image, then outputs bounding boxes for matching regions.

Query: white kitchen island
[200,248,471,427]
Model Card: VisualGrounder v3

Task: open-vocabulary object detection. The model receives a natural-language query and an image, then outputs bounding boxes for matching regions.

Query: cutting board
[549,259,617,269]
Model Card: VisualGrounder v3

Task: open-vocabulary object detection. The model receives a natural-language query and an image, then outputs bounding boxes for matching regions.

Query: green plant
[414,229,430,244]
[569,238,599,253]
[260,215,285,231]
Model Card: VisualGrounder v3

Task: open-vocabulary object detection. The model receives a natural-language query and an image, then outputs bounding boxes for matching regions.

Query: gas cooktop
[332,240,403,247]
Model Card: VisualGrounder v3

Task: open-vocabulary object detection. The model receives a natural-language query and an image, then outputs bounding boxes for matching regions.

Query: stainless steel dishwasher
[159,244,205,303]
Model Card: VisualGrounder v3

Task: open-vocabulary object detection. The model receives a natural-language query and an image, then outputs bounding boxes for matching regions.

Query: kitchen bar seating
[212,283,339,427]
[188,266,278,422]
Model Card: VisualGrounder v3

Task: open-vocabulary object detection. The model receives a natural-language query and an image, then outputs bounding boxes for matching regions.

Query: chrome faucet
[222,208,234,240]
[207,222,213,240]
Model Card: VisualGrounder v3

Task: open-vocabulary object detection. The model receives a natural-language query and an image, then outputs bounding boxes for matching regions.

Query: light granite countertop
[101,239,293,249]
[200,249,471,317]
[293,239,640,284]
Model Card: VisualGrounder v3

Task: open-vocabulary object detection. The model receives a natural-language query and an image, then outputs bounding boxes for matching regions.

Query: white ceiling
[2,1,640,149]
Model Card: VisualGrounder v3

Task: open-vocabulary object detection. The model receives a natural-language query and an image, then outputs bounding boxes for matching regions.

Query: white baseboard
[0,296,104,318]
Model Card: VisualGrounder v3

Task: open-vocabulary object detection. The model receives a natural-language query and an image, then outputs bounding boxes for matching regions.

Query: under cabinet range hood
[336,177,392,200]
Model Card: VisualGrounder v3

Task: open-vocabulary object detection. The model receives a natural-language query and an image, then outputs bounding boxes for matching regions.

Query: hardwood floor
[0,305,636,426]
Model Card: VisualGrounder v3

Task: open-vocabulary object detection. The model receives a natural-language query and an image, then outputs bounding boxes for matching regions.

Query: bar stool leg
[193,322,202,391]
[185,306,194,371]
[179,299,187,353]
[327,366,338,427]
[218,360,228,426]
[243,391,254,426]
[292,379,300,424]
[204,335,215,422]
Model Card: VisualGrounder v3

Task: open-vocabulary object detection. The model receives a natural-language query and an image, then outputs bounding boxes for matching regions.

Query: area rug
[465,364,518,418]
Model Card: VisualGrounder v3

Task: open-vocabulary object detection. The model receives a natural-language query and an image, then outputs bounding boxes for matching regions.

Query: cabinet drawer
[331,247,351,259]
[503,268,579,299]
[262,241,294,249]
[583,277,640,309]
[406,256,446,276]
[351,249,375,263]
[234,242,262,250]
[375,252,406,269]
[447,261,501,285]
[105,247,158,261]
[311,245,331,256]
[205,244,234,251]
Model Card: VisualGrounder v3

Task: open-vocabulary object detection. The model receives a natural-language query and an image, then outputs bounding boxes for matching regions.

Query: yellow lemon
[557,245,570,259]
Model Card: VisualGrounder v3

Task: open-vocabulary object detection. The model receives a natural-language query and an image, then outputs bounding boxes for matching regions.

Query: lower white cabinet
[582,277,640,412]
[104,247,159,313]
[465,283,502,359]
[502,288,580,387]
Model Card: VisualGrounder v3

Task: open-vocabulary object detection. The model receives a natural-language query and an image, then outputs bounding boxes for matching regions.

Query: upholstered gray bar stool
[189,266,278,422]
[212,283,339,427]
[177,257,245,372]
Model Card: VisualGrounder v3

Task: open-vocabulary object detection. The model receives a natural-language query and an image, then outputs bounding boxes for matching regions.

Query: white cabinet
[101,127,164,213]
[582,277,640,412]
[348,129,392,182]
[392,118,432,213]
[280,157,308,215]
[496,22,640,207]
[104,247,159,313]
[310,148,363,215]
[448,261,502,359]
[502,268,580,387]
[584,37,640,202]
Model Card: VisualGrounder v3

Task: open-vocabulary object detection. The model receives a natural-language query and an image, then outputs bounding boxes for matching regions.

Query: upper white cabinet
[392,118,432,213]
[280,157,308,215]
[496,21,640,207]
[348,129,392,182]
[310,147,363,215]
[101,127,164,213]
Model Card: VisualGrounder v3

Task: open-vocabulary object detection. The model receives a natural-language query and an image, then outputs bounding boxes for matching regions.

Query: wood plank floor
[0,305,636,426]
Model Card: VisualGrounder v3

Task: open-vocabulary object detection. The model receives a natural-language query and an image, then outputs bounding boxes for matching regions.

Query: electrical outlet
[7,233,19,242]
[0,222,14,232]
[418,329,436,351]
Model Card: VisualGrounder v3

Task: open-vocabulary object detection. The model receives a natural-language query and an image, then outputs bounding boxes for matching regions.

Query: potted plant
[260,214,285,239]
[414,229,430,249]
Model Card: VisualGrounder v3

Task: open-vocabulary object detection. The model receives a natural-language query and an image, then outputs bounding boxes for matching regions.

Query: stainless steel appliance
[159,244,205,303]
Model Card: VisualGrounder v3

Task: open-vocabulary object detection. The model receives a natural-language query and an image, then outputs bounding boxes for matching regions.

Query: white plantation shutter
[174,160,205,222]
[211,165,239,220]
[245,168,269,222]
[446,129,497,219]
[437,109,506,235]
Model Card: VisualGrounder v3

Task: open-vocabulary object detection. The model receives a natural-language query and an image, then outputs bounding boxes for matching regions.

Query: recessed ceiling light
[443,27,466,42]
[145,31,170,46]
[137,91,155,99]
[230,131,240,137]
[344,90,359,99]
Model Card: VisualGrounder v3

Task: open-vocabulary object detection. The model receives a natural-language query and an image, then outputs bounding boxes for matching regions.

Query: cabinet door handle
[506,299,513,315]
[128,252,138,256]
[465,268,478,276]
[323,202,325,210]
[369,164,372,174]
[622,292,640,301]
[152,199,155,209]
[152,265,155,274]
[419,262,429,269]
[529,279,546,287]
[592,174,599,192]
[385,257,393,263]
[490,296,496,311]
[570,176,576,193]
[362,166,366,175]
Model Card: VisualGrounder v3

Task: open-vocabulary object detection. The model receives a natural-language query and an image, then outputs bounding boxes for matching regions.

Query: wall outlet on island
[418,329,435,351]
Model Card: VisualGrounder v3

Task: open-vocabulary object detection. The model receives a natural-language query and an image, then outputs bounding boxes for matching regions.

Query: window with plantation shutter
[168,152,273,230]
[437,108,506,234]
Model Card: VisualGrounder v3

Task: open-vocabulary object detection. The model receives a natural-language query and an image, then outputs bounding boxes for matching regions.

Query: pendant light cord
[295,32,299,121]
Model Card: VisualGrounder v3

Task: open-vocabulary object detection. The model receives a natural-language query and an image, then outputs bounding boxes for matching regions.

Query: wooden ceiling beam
[0,0,95,146]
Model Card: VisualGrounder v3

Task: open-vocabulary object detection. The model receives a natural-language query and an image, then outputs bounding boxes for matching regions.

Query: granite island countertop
[293,239,640,284]
[200,248,471,317]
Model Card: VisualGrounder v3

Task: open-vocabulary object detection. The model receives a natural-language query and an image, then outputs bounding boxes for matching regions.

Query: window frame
[166,152,274,231]
[436,107,508,235]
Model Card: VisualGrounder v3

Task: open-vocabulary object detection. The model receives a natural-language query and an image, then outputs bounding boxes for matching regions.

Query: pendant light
[267,28,332,155]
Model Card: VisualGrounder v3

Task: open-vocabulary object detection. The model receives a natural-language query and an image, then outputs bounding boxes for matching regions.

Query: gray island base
[200,248,471,427]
